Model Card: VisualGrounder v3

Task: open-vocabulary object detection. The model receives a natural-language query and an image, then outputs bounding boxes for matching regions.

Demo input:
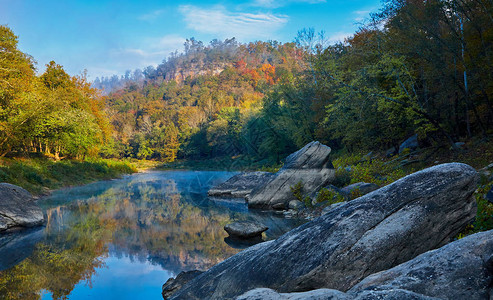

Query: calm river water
[0,171,304,299]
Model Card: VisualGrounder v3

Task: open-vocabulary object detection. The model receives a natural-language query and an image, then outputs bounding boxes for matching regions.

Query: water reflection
[0,171,304,299]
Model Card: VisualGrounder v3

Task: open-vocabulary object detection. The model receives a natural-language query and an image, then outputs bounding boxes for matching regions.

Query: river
[0,170,304,299]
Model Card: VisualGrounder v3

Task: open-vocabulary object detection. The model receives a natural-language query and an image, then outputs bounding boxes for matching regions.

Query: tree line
[0,26,110,160]
[1,0,492,163]
[104,0,493,164]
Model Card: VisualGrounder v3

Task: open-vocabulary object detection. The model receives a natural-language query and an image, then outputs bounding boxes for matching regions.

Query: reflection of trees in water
[89,179,240,273]
[0,172,305,299]
[0,215,109,300]
[0,174,240,299]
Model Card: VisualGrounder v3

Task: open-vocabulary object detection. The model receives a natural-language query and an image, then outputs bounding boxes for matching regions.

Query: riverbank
[158,156,281,173]
[0,158,137,196]
[202,140,493,235]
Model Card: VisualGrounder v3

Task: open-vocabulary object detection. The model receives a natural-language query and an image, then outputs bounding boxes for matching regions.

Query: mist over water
[0,171,304,299]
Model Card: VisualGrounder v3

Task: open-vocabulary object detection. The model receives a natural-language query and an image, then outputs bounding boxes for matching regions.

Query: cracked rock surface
[168,163,479,299]
[350,229,493,300]
[237,229,493,300]
[247,141,335,209]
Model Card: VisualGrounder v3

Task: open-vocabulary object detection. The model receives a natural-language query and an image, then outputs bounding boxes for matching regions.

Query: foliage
[473,182,493,232]
[0,26,110,159]
[332,168,352,188]
[350,159,407,186]
[5,0,493,173]
[332,153,364,169]
[290,181,312,207]
[315,188,345,205]
[101,0,493,166]
[102,38,304,162]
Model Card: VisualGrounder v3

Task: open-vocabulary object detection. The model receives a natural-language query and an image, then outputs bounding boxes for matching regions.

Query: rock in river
[247,141,335,209]
[0,183,44,232]
[224,221,268,239]
[208,172,275,198]
[167,163,479,299]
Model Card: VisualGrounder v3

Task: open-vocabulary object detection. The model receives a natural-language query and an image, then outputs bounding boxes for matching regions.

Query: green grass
[0,158,137,195]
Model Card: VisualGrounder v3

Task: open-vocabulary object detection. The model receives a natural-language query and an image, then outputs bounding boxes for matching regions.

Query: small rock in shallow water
[224,221,268,239]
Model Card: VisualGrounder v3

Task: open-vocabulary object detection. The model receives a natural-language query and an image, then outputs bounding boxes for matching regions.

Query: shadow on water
[0,171,306,299]
[0,227,44,271]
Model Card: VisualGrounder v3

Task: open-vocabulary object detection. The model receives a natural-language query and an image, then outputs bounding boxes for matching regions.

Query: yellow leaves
[260,63,276,85]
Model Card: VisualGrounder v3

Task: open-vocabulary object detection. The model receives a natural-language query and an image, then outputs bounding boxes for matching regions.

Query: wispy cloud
[85,34,185,78]
[154,34,187,52]
[179,5,288,40]
[352,9,372,23]
[138,9,166,21]
[112,35,185,66]
[327,32,352,44]
[252,0,326,9]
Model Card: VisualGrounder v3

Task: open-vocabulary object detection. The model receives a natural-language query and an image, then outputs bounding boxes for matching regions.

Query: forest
[0,0,492,298]
[2,0,493,166]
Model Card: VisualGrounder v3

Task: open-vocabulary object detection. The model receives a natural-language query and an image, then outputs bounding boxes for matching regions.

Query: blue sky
[0,0,381,79]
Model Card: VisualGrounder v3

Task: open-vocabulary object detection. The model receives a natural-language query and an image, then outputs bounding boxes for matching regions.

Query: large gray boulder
[235,288,349,300]
[350,229,493,300]
[208,172,275,198]
[247,142,335,209]
[239,230,493,300]
[168,163,479,299]
[0,183,44,232]
[237,230,493,300]
[236,288,439,300]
